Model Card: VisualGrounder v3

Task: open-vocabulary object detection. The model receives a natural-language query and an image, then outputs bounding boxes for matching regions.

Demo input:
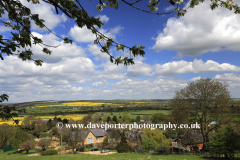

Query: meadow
[0,151,236,160]
[103,110,170,119]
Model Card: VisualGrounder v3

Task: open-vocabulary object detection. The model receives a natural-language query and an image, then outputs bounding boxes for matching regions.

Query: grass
[1,150,240,160]
[103,110,169,119]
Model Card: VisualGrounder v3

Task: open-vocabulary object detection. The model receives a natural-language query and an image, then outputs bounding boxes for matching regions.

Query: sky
[1,0,240,103]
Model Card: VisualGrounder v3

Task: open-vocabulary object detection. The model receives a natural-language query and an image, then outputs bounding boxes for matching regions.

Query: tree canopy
[170,78,240,150]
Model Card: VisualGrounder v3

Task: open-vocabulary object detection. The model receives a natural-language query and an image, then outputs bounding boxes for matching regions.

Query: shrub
[79,147,85,152]
[20,140,35,154]
[40,150,58,156]
[37,139,50,151]
[117,132,130,153]
[65,146,72,150]
[86,144,93,148]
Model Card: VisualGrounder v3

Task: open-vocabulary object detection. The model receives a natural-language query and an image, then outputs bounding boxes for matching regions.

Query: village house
[70,128,107,146]
[33,120,48,126]
[124,128,143,145]
[174,129,204,152]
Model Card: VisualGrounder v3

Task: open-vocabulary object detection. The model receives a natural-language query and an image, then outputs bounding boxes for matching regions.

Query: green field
[1,150,237,160]
[103,110,170,119]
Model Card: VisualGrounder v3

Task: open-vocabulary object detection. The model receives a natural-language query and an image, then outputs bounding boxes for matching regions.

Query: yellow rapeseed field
[32,102,116,108]
[62,102,112,106]
[0,114,85,125]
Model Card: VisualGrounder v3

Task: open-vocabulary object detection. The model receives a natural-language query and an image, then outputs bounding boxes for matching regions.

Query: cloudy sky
[1,0,240,103]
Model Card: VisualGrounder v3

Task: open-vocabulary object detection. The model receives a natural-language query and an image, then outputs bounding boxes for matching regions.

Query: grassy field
[1,150,238,160]
[0,114,86,125]
[103,110,170,119]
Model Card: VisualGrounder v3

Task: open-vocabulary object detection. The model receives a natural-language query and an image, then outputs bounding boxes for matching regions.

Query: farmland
[0,100,171,125]
[0,114,86,126]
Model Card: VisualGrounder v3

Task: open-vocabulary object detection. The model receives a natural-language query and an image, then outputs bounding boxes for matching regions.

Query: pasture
[1,150,237,160]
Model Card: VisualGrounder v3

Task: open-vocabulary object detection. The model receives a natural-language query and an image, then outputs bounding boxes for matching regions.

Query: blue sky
[1,0,240,103]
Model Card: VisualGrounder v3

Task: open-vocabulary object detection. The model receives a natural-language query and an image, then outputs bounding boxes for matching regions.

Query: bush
[40,150,58,156]
[117,132,130,153]
[65,146,72,150]
[76,144,85,152]
[86,144,93,148]
[103,145,110,149]
[79,147,85,152]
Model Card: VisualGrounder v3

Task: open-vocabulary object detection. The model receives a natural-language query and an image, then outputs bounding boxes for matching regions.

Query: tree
[0,124,14,149]
[122,114,132,123]
[143,128,169,148]
[92,112,101,123]
[22,115,40,128]
[11,127,32,149]
[20,140,35,154]
[151,113,167,123]
[112,115,118,123]
[141,138,158,153]
[51,127,58,135]
[69,129,85,153]
[46,119,53,130]
[206,126,240,159]
[135,115,141,123]
[107,116,111,123]
[116,132,130,153]
[37,139,50,151]
[142,115,150,121]
[170,78,239,151]
[62,118,68,124]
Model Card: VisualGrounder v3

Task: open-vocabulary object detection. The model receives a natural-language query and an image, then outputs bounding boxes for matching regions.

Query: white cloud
[190,76,201,82]
[101,61,125,74]
[95,15,109,23]
[0,26,12,33]
[0,56,96,79]
[165,6,175,11]
[20,0,67,32]
[127,61,153,77]
[92,80,108,87]
[151,0,240,58]
[87,44,109,61]
[153,59,240,76]
[28,32,86,63]
[69,25,123,43]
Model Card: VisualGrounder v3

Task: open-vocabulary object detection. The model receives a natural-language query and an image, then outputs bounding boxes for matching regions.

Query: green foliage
[11,127,31,149]
[117,132,130,153]
[19,140,35,154]
[141,138,158,153]
[40,149,58,156]
[151,113,167,123]
[135,115,141,122]
[142,115,150,121]
[143,128,169,148]
[170,78,238,150]
[0,124,15,149]
[121,114,132,123]
[112,115,117,123]
[206,126,240,158]
[107,116,111,123]
[37,139,50,150]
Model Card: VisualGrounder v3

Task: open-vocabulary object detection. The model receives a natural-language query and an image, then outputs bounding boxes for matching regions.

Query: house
[106,128,143,146]
[32,120,48,126]
[174,129,204,152]
[70,128,107,146]
[138,120,152,125]
[124,129,143,145]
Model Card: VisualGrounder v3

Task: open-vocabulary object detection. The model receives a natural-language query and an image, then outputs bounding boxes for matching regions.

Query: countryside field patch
[0,114,86,125]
